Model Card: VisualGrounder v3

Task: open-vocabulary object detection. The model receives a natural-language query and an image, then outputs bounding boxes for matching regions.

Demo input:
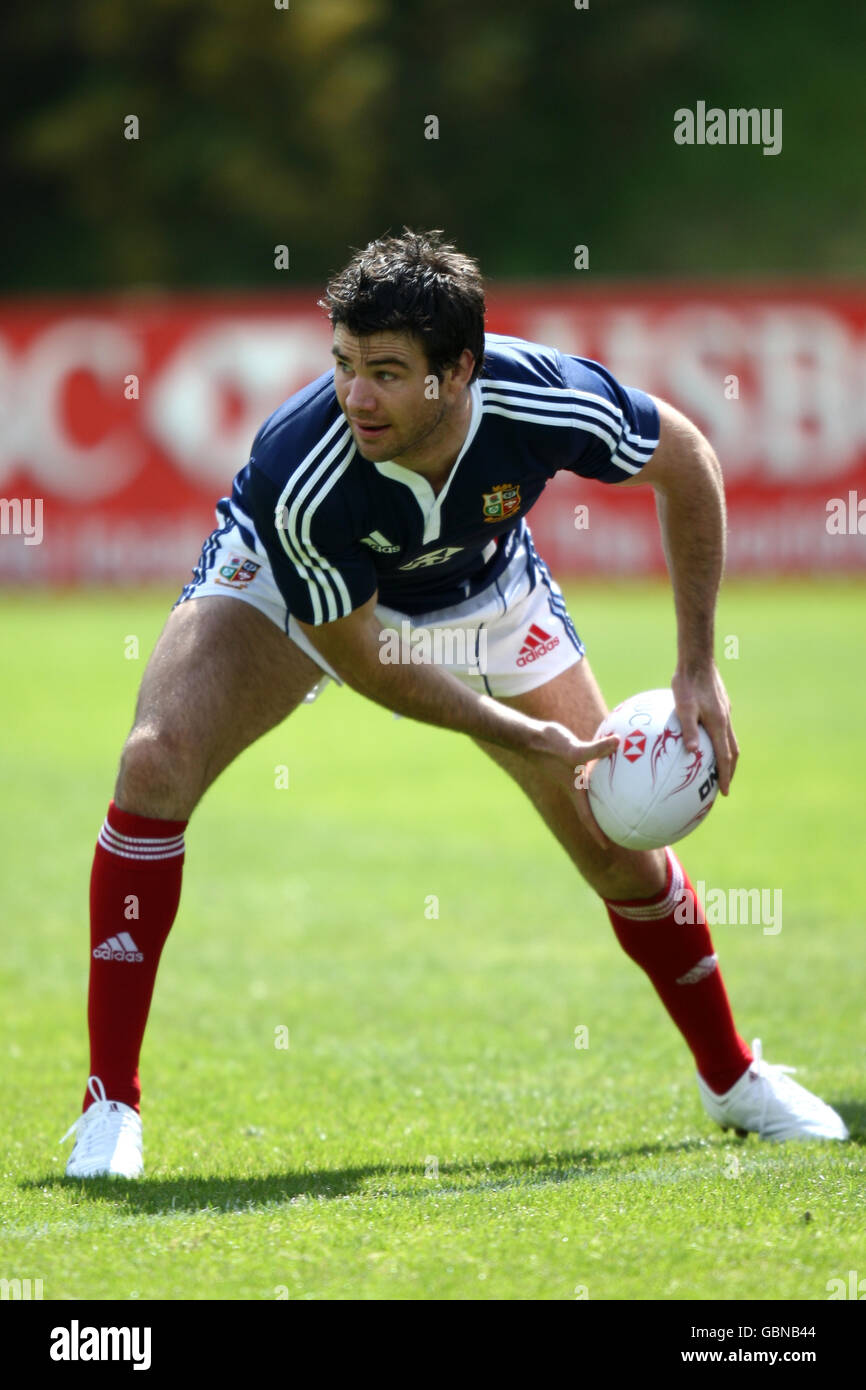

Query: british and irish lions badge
[482,483,521,523]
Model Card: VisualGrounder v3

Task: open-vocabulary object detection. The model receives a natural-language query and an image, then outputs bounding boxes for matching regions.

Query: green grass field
[1,578,864,1302]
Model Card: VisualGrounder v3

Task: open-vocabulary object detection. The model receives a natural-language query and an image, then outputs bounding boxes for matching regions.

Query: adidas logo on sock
[676,954,718,986]
[93,932,143,963]
[516,623,560,667]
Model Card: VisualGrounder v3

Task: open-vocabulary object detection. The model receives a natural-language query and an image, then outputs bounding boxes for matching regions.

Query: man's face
[332,326,468,465]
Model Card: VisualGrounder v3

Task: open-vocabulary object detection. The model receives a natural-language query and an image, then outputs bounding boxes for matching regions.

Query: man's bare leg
[117,596,326,819]
[473,659,667,900]
[72,597,326,1152]
[473,658,753,1094]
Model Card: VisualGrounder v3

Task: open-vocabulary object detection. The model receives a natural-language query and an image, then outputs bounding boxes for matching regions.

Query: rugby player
[62,231,847,1177]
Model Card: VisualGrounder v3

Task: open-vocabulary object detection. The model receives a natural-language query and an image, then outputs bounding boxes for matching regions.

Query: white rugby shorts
[175,520,585,702]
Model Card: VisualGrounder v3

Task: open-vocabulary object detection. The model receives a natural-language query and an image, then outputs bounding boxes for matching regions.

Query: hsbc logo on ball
[622,731,647,762]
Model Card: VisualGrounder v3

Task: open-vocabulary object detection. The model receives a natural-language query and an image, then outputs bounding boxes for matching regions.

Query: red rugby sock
[84,800,187,1112]
[604,848,752,1094]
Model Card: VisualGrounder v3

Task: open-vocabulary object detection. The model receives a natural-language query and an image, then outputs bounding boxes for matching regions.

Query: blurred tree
[1,0,864,290]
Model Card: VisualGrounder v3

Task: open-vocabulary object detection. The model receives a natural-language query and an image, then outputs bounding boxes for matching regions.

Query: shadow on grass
[25,1107,863,1214]
[831,1098,866,1143]
[23,1139,716,1212]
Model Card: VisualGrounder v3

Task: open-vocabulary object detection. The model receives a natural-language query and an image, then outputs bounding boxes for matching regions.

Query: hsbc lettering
[2,300,866,586]
[627,707,653,727]
[528,303,864,479]
[0,317,332,497]
[2,305,864,495]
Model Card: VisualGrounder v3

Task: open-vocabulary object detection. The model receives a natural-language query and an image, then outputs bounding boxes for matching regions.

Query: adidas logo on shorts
[516,623,560,667]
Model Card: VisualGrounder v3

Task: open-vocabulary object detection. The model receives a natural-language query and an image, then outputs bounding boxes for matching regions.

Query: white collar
[372,381,482,544]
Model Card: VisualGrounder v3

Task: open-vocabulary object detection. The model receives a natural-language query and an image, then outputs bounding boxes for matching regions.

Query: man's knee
[584,844,668,902]
[115,726,203,820]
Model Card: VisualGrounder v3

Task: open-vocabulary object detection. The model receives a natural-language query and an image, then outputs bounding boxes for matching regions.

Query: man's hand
[671,662,739,796]
[298,597,620,846]
[515,718,620,848]
[511,717,619,845]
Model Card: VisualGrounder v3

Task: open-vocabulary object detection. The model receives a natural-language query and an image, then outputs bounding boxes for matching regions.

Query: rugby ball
[587,688,719,850]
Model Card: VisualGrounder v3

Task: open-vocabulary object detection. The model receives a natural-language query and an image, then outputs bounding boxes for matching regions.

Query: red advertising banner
[0,286,864,584]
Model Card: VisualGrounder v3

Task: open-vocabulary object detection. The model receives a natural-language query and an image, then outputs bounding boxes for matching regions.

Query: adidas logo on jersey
[516,623,560,667]
[93,932,143,963]
[360,530,400,554]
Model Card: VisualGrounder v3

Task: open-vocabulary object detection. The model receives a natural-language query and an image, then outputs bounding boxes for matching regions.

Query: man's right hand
[515,718,620,848]
[297,598,620,848]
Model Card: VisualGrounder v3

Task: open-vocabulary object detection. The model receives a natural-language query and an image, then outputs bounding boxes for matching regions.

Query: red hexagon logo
[622,731,647,763]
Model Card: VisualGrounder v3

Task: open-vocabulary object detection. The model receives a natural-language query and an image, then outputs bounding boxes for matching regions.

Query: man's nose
[345,375,377,412]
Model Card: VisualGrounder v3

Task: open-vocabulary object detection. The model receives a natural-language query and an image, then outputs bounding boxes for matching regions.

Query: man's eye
[335,363,395,380]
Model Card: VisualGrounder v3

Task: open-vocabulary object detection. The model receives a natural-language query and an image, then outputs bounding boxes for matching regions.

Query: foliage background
[4,0,864,292]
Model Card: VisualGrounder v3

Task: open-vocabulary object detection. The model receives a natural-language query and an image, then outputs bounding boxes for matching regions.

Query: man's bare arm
[619,396,739,793]
[296,597,618,842]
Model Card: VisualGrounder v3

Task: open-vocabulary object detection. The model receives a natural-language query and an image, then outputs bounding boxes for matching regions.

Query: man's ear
[443,348,475,390]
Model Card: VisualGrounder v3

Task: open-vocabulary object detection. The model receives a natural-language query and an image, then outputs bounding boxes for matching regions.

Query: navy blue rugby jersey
[222,333,659,624]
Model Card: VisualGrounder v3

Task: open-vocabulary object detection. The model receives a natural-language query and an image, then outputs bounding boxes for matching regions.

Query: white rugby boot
[61,1075,144,1178]
[697,1038,849,1142]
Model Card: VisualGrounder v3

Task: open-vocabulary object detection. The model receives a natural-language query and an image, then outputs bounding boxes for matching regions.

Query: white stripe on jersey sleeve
[481,379,659,455]
[482,388,620,452]
[479,376,658,452]
[483,402,629,466]
[295,447,355,619]
[481,380,623,425]
[273,418,356,623]
[480,379,657,475]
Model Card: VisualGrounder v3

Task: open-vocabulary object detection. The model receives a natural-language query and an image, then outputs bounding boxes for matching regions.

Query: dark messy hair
[319,229,485,383]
